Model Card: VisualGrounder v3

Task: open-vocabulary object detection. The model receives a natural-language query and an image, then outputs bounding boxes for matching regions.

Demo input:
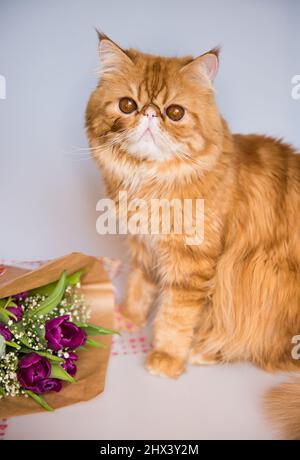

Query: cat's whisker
[154,129,200,167]
[62,146,104,157]
[71,146,100,151]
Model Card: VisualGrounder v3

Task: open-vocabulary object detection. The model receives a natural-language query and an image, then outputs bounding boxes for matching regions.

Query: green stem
[86,337,106,349]
[25,391,54,412]
[28,271,67,317]
[5,341,21,350]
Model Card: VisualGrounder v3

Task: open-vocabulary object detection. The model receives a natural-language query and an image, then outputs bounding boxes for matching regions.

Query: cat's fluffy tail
[264,377,300,440]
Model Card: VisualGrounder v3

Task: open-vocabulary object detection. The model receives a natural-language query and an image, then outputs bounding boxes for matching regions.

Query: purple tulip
[62,352,78,377]
[17,353,62,394]
[6,304,23,322]
[35,378,62,394]
[13,291,28,301]
[18,353,51,392]
[45,315,87,351]
[17,353,50,393]
[0,322,13,341]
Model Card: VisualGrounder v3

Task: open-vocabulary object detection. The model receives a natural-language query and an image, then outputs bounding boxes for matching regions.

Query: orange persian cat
[86,33,300,439]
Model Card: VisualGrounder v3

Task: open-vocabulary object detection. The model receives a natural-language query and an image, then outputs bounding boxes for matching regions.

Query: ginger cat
[86,33,300,439]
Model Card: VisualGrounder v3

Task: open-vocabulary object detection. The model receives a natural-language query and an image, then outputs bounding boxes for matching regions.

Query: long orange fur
[86,34,300,439]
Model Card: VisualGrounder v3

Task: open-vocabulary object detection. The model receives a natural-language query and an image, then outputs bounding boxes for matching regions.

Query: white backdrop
[0,0,299,261]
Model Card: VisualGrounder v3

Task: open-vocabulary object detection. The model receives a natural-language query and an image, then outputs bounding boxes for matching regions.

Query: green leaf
[1,296,18,317]
[19,336,33,348]
[25,390,54,412]
[0,304,18,322]
[86,337,106,349]
[5,300,17,308]
[19,348,64,363]
[36,326,47,347]
[30,270,84,297]
[3,296,12,308]
[5,340,21,350]
[0,335,6,357]
[0,305,18,324]
[5,310,17,321]
[0,387,5,397]
[19,347,35,354]
[0,297,17,308]
[0,308,10,324]
[0,299,6,308]
[50,363,75,383]
[30,283,56,297]
[9,301,17,307]
[77,346,88,351]
[29,271,67,317]
[74,321,119,336]
[66,270,84,286]
[38,352,64,363]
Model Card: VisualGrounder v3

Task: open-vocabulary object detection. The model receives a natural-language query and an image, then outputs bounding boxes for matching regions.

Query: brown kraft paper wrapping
[0,252,115,416]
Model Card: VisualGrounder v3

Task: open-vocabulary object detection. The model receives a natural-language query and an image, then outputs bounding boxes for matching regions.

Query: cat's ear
[96,30,133,76]
[181,47,220,86]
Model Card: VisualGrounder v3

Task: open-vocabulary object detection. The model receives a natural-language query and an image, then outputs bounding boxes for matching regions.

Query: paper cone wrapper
[0,252,115,416]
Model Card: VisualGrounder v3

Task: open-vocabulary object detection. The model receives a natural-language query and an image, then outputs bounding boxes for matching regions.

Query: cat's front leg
[120,268,157,329]
[146,286,202,379]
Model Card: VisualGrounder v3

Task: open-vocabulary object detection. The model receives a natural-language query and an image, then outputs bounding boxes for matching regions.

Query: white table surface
[4,330,282,440]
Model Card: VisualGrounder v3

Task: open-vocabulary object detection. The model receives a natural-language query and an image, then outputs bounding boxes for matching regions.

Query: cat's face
[86,35,220,164]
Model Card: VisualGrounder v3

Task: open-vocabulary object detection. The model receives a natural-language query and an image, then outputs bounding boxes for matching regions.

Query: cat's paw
[145,350,185,379]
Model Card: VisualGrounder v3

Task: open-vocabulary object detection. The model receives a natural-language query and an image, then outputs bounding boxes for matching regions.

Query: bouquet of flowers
[0,253,117,415]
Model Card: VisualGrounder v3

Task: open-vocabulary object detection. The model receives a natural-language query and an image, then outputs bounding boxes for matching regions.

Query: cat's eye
[166,104,185,121]
[119,97,137,114]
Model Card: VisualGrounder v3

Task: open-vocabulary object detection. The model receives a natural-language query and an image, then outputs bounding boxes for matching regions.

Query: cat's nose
[142,105,159,118]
